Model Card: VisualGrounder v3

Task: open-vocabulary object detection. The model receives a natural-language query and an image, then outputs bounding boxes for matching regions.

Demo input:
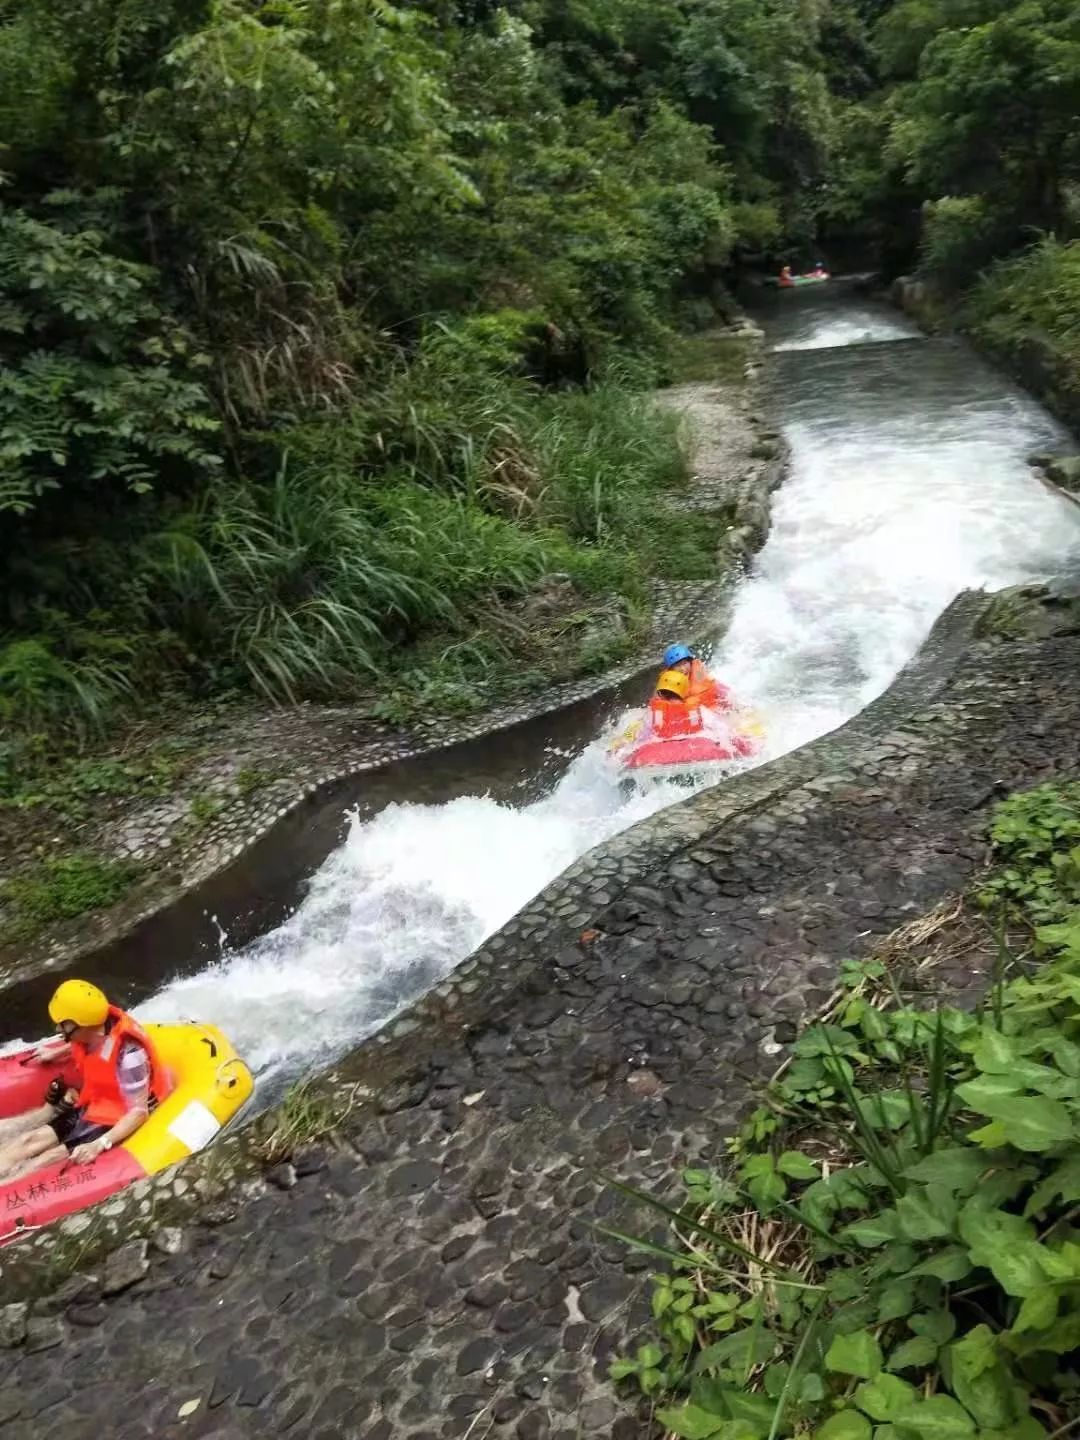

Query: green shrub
[606,781,1080,1437]
[0,632,136,739]
[918,195,1001,287]
[967,237,1080,375]
[0,203,220,518]
[2,853,139,941]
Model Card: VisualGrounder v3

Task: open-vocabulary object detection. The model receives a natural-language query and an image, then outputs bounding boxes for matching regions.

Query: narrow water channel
[109,292,1080,1085]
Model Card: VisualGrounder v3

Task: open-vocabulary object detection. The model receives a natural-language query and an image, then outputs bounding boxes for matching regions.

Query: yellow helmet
[656,668,691,700]
[48,979,109,1029]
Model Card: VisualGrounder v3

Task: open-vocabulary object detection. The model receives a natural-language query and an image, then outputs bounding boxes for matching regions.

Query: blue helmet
[663,644,694,667]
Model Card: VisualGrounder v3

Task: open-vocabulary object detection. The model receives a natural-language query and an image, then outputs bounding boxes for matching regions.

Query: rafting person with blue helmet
[658,644,734,713]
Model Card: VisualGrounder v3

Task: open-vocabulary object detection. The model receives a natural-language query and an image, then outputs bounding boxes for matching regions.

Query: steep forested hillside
[1,0,1078,773]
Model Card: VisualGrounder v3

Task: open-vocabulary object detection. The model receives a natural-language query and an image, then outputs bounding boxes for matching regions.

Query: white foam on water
[771,308,921,353]
[139,317,1080,1087]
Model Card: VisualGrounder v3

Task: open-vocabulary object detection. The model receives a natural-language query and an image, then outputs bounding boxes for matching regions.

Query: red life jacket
[74,1007,169,1127]
[683,660,734,712]
[648,696,703,738]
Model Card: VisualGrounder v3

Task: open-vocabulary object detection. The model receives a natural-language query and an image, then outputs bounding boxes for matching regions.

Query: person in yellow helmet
[0,980,166,1179]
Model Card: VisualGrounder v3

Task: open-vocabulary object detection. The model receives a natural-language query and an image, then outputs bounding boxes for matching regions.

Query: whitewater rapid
[139,306,1080,1088]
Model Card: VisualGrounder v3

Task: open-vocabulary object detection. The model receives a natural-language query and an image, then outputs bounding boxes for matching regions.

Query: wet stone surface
[1,593,1080,1436]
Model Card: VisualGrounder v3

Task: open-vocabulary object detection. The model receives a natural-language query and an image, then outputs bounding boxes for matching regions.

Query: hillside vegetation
[1,0,1079,783]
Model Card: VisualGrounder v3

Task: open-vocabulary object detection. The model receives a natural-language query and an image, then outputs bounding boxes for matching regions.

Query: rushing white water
[771,306,920,352]
[139,302,1080,1087]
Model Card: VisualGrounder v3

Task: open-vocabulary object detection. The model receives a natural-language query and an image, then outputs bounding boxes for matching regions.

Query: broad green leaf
[843,1211,901,1248]
[696,1327,776,1374]
[959,1203,1050,1296]
[903,1148,986,1195]
[877,1279,916,1323]
[886,1336,938,1372]
[968,1120,1009,1150]
[971,1025,1015,1071]
[860,1006,888,1041]
[1024,1152,1080,1216]
[944,1323,995,1381]
[778,1150,820,1180]
[985,1241,1050,1298]
[786,1056,827,1091]
[741,1155,776,1179]
[825,1329,883,1380]
[897,1185,957,1241]
[954,1075,1022,1108]
[955,1088,1073,1153]
[907,1248,973,1283]
[909,1311,956,1345]
[690,1378,774,1427]
[655,1403,727,1439]
[814,1412,872,1440]
[876,1243,918,1276]
[826,1269,866,1302]
[801,1372,826,1403]
[746,1168,787,1213]
[637,1344,664,1368]
[854,1374,917,1421]
[800,1180,840,1233]
[1051,1035,1080,1077]
[892,1394,975,1437]
[797,1023,861,1057]
[652,1285,674,1319]
[946,1327,1024,1429]
[981,1424,1051,1440]
[1013,1287,1058,1333]
[1002,1309,1080,1358]
[866,1090,917,1130]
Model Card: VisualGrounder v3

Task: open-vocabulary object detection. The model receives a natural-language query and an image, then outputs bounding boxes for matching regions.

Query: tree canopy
[2,0,1078,752]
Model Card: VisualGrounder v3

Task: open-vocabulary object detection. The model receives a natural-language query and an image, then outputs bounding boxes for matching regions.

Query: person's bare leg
[0,1104,52,1145]
[4,1141,67,1183]
[0,1125,61,1181]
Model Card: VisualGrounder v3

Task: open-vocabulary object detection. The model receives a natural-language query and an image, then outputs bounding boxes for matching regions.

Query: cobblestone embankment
[2,583,1079,1438]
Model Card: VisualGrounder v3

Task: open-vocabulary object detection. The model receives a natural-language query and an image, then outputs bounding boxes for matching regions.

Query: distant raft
[0,1021,253,1245]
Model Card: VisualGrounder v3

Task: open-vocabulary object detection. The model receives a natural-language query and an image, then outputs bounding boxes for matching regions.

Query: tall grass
[142,461,551,703]
[967,236,1080,369]
[1,357,694,750]
[530,377,689,544]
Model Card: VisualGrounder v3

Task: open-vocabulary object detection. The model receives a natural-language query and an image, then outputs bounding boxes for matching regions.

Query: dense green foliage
[0,0,840,765]
[608,779,1080,1437]
[3,0,1079,768]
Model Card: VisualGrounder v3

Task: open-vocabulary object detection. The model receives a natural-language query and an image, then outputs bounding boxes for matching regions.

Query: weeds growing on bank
[0,853,140,944]
[607,778,1080,1438]
[964,238,1080,423]
[255,1078,365,1165]
[0,359,703,781]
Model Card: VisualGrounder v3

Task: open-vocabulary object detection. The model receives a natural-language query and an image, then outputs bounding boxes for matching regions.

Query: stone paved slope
[1,588,1079,1440]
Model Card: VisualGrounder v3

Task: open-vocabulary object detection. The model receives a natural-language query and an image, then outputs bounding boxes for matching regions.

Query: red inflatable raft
[0,1049,144,1245]
[623,731,758,773]
[0,1023,253,1247]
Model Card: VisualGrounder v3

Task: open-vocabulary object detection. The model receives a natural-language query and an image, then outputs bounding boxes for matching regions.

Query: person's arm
[34,1040,71,1064]
[708,681,735,711]
[70,1105,148,1164]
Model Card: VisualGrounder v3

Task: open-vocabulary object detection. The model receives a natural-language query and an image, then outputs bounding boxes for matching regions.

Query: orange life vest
[74,1006,169,1127]
[648,695,703,738]
[685,659,727,711]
